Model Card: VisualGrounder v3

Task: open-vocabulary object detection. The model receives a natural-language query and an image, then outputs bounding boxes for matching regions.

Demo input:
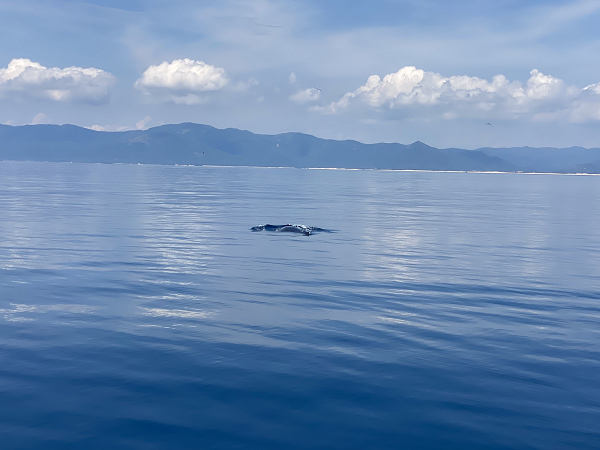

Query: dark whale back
[251,224,331,236]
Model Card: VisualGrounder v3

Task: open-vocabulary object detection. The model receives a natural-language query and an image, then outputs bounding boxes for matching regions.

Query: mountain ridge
[0,123,598,173]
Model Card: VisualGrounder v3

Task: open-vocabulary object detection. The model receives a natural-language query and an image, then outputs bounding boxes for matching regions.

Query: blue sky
[1,0,599,148]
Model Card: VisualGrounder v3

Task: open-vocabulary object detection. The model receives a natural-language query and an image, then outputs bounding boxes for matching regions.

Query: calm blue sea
[1,161,600,449]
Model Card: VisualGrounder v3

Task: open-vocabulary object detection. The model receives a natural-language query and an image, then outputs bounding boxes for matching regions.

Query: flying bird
[485,123,493,127]
[313,87,322,92]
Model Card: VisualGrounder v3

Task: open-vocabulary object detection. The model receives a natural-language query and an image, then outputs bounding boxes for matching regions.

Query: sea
[1,161,599,449]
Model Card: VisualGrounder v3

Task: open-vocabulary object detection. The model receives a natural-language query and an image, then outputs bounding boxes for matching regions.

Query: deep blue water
[1,161,600,449]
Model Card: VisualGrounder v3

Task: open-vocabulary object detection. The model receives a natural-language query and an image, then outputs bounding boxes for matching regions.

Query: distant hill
[560,160,600,174]
[0,122,598,173]
[473,147,600,173]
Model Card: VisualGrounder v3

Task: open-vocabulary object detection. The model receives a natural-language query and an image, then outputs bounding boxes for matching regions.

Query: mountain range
[1,123,599,173]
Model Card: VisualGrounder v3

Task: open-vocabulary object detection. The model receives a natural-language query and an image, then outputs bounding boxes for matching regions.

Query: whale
[251,224,329,236]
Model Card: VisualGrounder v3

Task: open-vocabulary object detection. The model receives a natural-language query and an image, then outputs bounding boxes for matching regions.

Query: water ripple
[1,162,599,449]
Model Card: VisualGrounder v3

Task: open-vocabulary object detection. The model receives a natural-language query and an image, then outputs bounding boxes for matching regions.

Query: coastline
[1,159,599,176]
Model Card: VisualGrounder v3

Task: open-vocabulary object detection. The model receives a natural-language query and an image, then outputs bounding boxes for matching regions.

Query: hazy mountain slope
[473,146,600,172]
[560,160,600,174]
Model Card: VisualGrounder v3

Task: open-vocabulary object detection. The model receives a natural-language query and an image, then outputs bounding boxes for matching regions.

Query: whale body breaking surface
[251,224,330,236]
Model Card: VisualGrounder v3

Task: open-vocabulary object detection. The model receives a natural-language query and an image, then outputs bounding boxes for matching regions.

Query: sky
[0,0,599,148]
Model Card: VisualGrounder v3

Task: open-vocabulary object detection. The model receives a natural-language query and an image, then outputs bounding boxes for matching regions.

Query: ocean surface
[1,161,599,450]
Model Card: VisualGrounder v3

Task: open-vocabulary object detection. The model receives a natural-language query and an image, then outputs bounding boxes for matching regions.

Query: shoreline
[1,159,599,176]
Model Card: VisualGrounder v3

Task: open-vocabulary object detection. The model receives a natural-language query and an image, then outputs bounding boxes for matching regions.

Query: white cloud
[173,94,207,105]
[290,87,321,104]
[312,66,590,121]
[87,122,140,132]
[134,58,230,103]
[0,58,115,104]
[86,116,165,132]
[231,77,259,93]
[31,112,50,124]
[289,72,297,84]
[136,115,152,130]
[569,83,600,122]
[87,124,134,132]
[583,82,600,95]
[525,69,565,100]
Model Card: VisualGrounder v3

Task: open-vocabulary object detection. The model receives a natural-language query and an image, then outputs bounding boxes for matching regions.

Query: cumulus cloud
[583,83,600,95]
[87,117,165,132]
[88,124,136,132]
[231,77,259,93]
[569,83,600,122]
[290,87,321,104]
[0,58,115,104]
[134,58,230,104]
[31,112,50,124]
[312,66,595,121]
[136,116,152,130]
[289,72,297,84]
